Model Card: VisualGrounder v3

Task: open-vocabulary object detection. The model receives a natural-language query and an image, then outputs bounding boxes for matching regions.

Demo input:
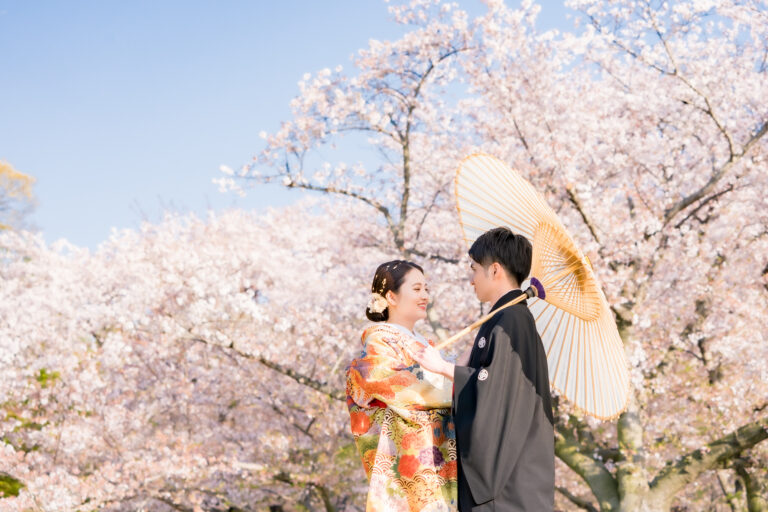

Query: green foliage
[6,412,46,432]
[36,368,60,388]
[0,473,24,497]
[2,434,40,453]
[333,441,358,465]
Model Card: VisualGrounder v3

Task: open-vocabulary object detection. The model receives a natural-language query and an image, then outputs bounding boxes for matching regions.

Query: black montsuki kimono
[453,289,555,511]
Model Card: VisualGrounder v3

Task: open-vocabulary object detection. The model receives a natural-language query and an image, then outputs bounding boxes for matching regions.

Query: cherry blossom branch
[511,116,534,158]
[273,471,336,512]
[556,486,599,512]
[268,402,317,439]
[663,119,768,226]
[279,174,409,254]
[673,184,735,229]
[187,337,345,402]
[404,246,459,264]
[588,7,768,232]
[282,178,394,228]
[253,355,344,402]
[413,188,442,243]
[733,458,768,511]
[585,8,671,76]
[94,493,196,512]
[336,124,402,143]
[555,425,620,511]
[610,303,634,333]
[154,496,194,512]
[642,9,768,228]
[397,45,468,249]
[644,6,738,159]
[648,415,768,502]
[714,469,742,512]
[565,185,602,246]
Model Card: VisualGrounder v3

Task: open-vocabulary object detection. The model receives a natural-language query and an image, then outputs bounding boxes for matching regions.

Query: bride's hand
[411,344,454,381]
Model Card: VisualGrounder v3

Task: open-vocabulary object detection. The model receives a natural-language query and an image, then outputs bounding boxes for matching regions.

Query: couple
[346,227,555,511]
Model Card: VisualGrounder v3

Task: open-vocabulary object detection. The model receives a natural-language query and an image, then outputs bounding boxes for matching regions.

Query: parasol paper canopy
[450,153,630,420]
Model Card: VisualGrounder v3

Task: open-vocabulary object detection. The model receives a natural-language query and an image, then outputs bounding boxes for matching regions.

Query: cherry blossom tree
[226,0,768,509]
[0,205,395,511]
[461,1,768,510]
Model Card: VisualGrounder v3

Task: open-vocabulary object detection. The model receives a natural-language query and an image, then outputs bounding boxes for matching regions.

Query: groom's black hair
[469,227,532,286]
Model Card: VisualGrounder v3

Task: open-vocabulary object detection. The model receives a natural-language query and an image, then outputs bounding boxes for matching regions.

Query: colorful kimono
[346,323,458,511]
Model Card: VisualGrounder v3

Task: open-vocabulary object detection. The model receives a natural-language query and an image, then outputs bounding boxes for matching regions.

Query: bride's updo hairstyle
[366,260,424,322]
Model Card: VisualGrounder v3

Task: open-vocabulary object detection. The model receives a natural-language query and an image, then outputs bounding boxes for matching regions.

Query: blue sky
[0,1,571,249]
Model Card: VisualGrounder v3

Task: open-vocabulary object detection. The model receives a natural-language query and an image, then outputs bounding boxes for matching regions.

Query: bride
[346,260,458,511]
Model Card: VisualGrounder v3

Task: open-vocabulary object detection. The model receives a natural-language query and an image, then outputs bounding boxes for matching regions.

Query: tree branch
[733,458,768,512]
[565,184,602,245]
[716,469,746,512]
[256,355,344,401]
[663,119,768,226]
[556,486,599,512]
[404,246,460,264]
[590,8,768,231]
[413,189,442,243]
[555,425,620,511]
[188,337,345,402]
[610,304,634,333]
[396,45,467,249]
[648,415,768,502]
[673,184,734,229]
[282,179,394,228]
[273,470,337,512]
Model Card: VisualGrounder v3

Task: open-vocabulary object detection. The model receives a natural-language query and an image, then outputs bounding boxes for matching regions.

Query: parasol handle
[435,279,545,350]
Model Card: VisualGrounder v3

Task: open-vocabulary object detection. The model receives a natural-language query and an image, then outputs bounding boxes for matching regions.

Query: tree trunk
[734,462,768,512]
[615,394,652,511]
[717,469,748,512]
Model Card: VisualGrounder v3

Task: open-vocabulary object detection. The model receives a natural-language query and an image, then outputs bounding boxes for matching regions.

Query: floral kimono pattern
[346,323,458,511]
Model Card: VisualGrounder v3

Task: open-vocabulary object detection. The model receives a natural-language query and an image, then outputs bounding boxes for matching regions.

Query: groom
[414,227,554,511]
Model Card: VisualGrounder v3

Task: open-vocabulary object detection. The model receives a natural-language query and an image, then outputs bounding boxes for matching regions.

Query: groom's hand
[411,344,454,381]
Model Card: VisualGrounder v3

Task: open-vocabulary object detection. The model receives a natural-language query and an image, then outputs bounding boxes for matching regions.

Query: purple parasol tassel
[529,277,546,300]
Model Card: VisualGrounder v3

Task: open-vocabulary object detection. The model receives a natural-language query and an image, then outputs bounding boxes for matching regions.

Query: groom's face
[469,257,492,303]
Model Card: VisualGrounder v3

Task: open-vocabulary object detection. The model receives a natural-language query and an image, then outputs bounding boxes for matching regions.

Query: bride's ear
[386,290,398,306]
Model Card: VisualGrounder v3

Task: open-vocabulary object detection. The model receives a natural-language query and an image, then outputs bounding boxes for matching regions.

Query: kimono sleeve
[452,321,541,505]
[347,333,452,413]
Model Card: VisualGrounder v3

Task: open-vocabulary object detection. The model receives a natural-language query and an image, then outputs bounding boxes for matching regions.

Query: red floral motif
[350,410,371,435]
[438,460,457,479]
[397,454,420,479]
[349,369,398,400]
[400,431,420,451]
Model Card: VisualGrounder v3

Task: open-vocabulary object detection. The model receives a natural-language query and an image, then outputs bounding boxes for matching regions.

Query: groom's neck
[487,284,517,307]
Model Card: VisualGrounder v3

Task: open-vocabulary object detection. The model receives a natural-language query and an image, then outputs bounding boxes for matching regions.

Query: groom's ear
[490,261,514,285]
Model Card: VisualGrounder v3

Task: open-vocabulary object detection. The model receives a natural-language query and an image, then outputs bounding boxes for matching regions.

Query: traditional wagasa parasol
[436,153,630,420]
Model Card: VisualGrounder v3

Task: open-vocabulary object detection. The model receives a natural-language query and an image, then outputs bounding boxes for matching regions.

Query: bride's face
[386,268,429,322]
